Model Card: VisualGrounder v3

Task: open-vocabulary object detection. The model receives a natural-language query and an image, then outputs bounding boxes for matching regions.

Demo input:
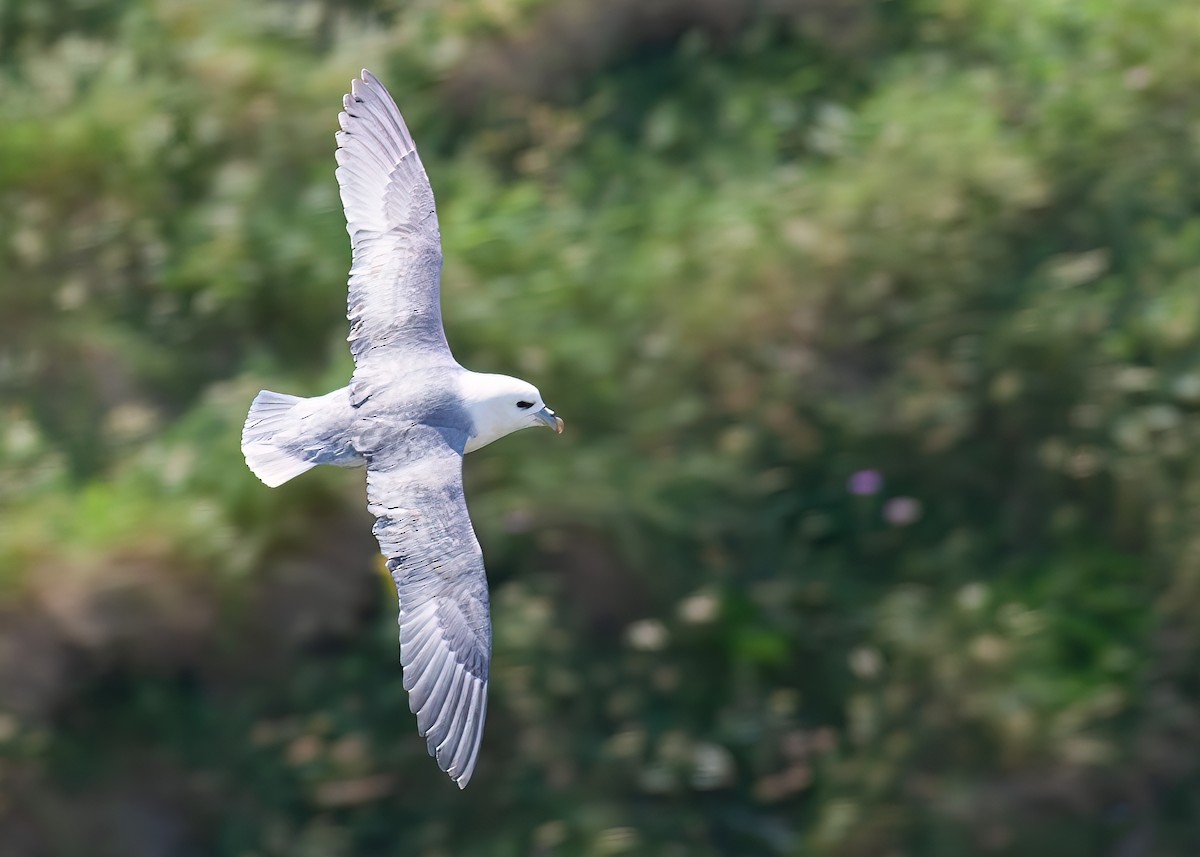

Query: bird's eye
[517,401,534,410]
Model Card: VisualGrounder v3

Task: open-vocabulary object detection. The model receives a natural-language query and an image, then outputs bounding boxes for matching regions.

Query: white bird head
[459,372,564,453]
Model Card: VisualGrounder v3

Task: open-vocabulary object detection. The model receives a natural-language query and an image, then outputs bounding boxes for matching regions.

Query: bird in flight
[240,69,564,788]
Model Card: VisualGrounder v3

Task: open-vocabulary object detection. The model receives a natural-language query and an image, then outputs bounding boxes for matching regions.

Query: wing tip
[411,674,487,789]
[350,71,386,103]
[447,744,480,789]
[440,681,486,788]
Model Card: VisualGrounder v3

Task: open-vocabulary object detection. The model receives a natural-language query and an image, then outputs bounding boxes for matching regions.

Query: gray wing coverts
[336,69,453,399]
[365,427,491,788]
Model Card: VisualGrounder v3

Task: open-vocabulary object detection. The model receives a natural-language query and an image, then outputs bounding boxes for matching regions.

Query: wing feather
[448,684,487,779]
[336,69,455,404]
[430,669,469,742]
[363,424,490,789]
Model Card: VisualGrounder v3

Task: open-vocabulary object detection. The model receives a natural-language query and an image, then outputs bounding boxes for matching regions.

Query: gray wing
[363,423,490,788]
[336,69,455,406]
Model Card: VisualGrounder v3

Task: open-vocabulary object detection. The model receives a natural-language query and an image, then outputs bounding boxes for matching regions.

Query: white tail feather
[241,390,317,488]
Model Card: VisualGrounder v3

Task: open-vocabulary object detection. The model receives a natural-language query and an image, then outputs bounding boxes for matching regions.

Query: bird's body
[243,370,549,485]
[240,70,562,788]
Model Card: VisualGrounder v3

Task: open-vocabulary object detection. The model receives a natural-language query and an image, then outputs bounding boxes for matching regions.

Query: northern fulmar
[241,69,564,788]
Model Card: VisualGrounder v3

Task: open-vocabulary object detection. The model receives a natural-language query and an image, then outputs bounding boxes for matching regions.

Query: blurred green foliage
[3,0,1200,854]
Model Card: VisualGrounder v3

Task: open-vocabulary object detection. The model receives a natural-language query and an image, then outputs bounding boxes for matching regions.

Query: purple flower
[883,496,922,526]
[847,469,883,496]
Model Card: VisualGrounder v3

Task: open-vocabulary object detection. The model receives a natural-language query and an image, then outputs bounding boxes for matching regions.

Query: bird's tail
[241,390,317,488]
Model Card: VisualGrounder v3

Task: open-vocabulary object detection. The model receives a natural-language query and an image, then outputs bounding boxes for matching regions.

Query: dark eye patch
[517,401,534,409]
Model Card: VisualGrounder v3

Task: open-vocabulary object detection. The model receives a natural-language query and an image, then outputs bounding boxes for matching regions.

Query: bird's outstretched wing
[336,69,454,405]
[362,422,490,788]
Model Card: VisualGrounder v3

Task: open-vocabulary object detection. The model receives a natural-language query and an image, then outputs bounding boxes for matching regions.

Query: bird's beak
[535,406,564,434]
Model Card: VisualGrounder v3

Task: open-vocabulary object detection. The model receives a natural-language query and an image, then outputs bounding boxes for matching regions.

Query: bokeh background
[3,0,1200,854]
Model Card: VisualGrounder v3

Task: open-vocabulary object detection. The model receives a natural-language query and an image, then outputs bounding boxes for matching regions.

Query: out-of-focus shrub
[3,0,1200,855]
